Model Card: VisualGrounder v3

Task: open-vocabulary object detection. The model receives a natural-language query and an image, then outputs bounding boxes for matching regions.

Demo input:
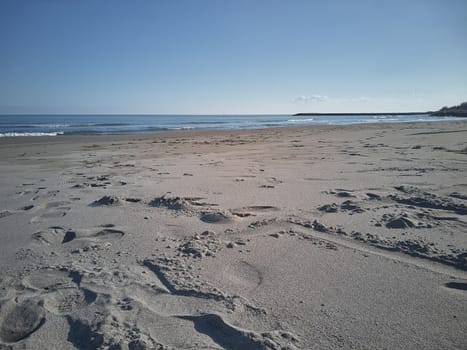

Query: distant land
[430,102,467,117]
[293,112,427,116]
[294,101,467,117]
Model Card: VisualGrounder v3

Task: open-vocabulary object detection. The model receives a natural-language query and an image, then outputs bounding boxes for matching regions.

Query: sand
[0,120,466,349]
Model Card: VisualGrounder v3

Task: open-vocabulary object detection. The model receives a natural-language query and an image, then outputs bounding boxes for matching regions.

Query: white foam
[0,132,64,137]
[287,118,314,122]
[167,127,194,130]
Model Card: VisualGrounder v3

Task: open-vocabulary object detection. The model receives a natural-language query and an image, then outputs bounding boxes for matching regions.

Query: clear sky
[0,0,466,114]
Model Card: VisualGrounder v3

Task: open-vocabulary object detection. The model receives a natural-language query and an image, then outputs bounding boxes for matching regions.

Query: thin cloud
[292,95,329,103]
[337,96,370,103]
[292,95,371,104]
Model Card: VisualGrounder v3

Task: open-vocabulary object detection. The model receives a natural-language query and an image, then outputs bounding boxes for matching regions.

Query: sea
[0,114,464,137]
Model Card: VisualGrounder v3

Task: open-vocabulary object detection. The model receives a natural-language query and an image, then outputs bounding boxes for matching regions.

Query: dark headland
[430,102,467,117]
[294,101,467,117]
[293,112,428,116]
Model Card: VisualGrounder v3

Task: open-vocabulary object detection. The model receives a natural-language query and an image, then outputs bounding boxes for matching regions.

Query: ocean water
[0,114,464,137]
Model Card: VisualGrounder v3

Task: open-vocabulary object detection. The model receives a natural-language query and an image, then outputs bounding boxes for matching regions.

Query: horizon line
[0,111,433,116]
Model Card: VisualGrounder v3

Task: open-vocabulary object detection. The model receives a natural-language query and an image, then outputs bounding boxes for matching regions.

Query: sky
[0,0,466,114]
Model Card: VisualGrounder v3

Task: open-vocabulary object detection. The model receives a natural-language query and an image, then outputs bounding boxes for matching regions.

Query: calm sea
[0,114,464,137]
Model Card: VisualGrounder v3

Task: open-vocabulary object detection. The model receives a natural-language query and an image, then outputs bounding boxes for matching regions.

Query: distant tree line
[431,102,467,117]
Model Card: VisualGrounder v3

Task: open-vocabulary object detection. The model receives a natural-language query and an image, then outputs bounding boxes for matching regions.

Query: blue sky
[0,0,466,114]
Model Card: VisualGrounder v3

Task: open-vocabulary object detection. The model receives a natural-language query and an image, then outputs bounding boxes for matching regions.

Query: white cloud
[292,95,372,104]
[337,96,370,103]
[292,95,329,103]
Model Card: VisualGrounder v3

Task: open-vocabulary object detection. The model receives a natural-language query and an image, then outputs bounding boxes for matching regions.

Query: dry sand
[0,120,466,349]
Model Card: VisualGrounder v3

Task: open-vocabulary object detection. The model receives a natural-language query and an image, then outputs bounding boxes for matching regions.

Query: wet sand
[0,120,466,349]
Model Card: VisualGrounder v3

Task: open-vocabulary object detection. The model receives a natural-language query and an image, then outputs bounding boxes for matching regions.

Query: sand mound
[91,195,120,206]
[149,196,191,210]
[340,200,365,213]
[366,192,382,200]
[385,217,416,229]
[177,232,221,258]
[389,191,467,215]
[318,203,338,213]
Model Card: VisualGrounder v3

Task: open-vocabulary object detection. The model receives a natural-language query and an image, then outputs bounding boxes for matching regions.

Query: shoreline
[293,111,430,116]
[1,114,466,140]
[2,119,467,146]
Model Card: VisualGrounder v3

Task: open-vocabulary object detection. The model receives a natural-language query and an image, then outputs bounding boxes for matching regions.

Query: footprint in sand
[0,205,35,220]
[92,228,125,240]
[22,269,97,316]
[333,190,355,198]
[43,288,97,315]
[31,225,124,248]
[179,314,299,350]
[31,190,60,202]
[30,201,71,223]
[124,197,141,203]
[65,316,104,349]
[31,227,76,245]
[0,210,14,219]
[223,260,263,291]
[32,211,67,222]
[0,299,45,343]
[44,201,71,210]
[23,269,78,291]
[230,206,279,218]
[31,227,75,245]
[445,281,467,291]
[140,259,299,349]
[200,211,235,224]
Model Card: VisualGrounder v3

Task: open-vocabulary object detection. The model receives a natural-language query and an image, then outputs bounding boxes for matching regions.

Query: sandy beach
[0,120,466,349]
